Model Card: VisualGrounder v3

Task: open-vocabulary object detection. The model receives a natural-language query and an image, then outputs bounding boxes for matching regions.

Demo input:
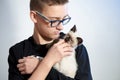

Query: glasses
[35,11,71,27]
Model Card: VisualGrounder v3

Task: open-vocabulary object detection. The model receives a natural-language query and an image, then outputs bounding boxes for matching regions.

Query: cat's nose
[59,32,65,39]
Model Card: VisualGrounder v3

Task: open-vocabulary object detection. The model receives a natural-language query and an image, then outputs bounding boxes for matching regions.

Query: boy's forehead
[41,5,68,17]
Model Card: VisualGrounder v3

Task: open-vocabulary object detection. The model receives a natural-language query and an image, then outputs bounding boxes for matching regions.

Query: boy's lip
[54,31,60,35]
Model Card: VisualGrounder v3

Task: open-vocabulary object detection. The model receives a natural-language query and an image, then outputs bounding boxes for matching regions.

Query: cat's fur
[47,25,83,78]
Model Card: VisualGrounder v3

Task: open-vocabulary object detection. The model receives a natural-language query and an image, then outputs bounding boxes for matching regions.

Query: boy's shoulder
[9,36,33,59]
[10,37,31,50]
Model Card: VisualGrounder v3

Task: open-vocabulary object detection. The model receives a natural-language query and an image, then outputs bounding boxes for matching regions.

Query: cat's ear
[77,37,83,45]
[70,25,77,32]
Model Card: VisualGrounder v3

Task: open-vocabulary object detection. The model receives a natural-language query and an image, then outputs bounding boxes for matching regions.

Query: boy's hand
[17,56,42,74]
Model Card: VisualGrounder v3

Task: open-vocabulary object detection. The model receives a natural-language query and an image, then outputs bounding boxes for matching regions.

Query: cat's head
[60,25,83,47]
[46,25,83,48]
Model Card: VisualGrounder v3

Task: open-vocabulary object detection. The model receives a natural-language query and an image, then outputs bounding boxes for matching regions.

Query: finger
[26,55,34,58]
[17,63,24,68]
[60,42,71,48]
[18,59,25,63]
[21,71,26,74]
[63,47,73,56]
[18,67,25,71]
[64,46,73,52]
[56,39,65,45]
[64,52,72,56]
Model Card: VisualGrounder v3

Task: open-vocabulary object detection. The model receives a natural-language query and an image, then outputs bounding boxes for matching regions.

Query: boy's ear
[70,25,77,32]
[77,37,83,45]
[30,11,37,23]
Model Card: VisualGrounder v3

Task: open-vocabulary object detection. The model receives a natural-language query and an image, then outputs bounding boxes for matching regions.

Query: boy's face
[35,5,69,41]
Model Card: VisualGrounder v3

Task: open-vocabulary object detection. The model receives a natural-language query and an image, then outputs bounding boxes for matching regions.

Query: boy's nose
[56,23,64,30]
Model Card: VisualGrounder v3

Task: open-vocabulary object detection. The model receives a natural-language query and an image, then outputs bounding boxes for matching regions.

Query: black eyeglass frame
[35,11,71,27]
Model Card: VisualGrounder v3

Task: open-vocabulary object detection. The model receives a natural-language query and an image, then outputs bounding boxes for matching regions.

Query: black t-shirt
[8,36,92,80]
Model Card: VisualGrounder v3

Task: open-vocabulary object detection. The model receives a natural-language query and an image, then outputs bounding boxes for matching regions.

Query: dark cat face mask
[47,25,83,48]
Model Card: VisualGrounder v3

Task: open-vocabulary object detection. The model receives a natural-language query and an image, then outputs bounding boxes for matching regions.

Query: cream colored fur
[53,31,78,78]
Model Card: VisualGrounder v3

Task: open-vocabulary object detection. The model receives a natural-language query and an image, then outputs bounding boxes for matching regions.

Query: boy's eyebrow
[48,14,69,20]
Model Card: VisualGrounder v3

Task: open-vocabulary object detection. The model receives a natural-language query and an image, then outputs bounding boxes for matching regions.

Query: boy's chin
[52,35,59,39]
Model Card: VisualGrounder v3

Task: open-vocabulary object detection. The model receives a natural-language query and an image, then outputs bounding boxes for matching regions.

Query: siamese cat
[46,25,83,78]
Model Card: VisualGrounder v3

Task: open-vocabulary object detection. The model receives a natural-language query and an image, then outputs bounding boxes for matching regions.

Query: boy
[8,0,92,80]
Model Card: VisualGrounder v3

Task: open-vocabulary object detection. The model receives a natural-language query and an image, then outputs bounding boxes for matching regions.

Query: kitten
[47,25,83,78]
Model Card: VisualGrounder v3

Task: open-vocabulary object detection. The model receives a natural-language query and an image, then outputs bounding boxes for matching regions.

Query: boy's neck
[33,29,53,45]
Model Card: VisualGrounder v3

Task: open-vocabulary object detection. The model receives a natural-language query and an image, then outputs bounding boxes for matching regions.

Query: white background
[0,0,120,80]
